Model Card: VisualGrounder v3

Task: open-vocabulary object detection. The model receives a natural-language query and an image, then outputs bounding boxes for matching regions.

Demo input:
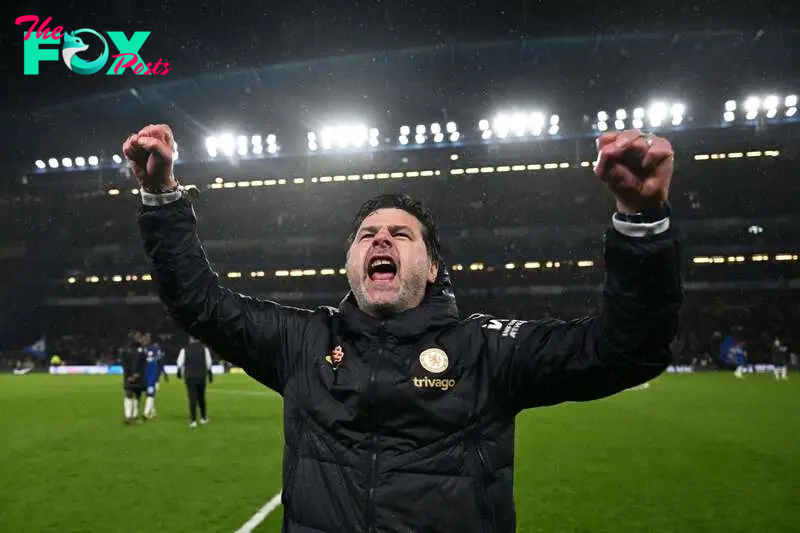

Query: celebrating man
[124,124,682,532]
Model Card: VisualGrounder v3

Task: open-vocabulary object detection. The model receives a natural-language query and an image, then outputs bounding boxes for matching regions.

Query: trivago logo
[15,16,171,75]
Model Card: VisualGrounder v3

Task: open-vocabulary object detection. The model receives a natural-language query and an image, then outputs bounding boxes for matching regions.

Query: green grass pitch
[1,372,798,532]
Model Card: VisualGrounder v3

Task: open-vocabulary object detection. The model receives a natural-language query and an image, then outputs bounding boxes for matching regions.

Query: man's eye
[395,233,411,239]
[360,233,373,240]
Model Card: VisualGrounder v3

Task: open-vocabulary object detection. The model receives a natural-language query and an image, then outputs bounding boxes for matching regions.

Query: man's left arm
[493,130,684,409]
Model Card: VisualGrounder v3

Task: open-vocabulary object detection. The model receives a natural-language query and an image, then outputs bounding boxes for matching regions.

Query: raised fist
[122,124,178,192]
[594,129,674,213]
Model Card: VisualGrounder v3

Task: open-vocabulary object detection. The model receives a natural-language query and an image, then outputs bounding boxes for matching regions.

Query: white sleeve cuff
[140,188,183,206]
[612,215,670,237]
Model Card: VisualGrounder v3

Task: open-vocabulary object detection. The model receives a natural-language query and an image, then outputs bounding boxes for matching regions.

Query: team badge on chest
[419,348,449,374]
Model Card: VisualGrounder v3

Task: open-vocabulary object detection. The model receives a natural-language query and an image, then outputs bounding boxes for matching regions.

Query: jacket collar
[338,263,459,341]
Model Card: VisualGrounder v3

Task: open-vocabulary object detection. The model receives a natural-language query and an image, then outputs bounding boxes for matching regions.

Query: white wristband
[140,184,187,206]
[611,215,670,237]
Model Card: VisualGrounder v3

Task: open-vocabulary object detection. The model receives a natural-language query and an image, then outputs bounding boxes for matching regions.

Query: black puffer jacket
[139,198,683,533]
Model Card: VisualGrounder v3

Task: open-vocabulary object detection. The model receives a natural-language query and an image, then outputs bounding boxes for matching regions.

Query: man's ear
[427,261,439,284]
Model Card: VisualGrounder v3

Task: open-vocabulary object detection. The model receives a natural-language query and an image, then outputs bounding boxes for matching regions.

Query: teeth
[370,258,393,267]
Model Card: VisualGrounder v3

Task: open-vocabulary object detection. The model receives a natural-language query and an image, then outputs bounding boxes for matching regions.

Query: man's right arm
[137,194,311,394]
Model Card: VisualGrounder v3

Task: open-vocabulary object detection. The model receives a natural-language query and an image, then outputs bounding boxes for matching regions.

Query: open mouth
[367,256,397,282]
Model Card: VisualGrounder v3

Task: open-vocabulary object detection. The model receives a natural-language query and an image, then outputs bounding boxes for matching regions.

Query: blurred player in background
[176,336,213,428]
[143,334,168,419]
[771,337,789,380]
[730,340,748,379]
[145,334,169,387]
[122,331,148,423]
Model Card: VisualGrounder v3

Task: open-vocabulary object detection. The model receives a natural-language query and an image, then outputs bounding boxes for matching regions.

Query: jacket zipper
[365,322,386,533]
[474,443,496,533]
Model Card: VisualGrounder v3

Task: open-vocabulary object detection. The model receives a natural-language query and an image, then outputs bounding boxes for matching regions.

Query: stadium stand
[1,31,798,375]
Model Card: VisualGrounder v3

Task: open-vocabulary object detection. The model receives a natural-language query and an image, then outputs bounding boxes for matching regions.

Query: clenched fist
[594,129,674,213]
[122,124,178,193]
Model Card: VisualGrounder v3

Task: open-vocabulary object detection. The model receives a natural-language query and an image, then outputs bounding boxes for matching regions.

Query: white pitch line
[234,491,283,533]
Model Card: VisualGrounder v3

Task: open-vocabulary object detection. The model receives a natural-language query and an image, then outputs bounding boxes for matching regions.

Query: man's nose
[371,227,393,246]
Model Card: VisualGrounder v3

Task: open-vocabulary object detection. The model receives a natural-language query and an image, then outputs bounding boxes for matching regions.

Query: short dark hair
[347,193,442,262]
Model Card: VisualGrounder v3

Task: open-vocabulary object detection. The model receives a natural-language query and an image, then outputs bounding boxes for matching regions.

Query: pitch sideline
[234,491,283,532]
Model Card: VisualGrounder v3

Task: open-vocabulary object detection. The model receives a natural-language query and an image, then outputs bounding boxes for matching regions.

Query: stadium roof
[4,29,799,171]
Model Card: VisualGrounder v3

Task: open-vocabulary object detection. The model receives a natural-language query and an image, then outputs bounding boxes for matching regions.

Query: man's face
[346,208,438,317]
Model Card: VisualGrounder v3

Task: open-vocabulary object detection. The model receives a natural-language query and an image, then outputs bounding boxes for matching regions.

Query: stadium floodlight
[724,94,797,122]
[614,119,625,130]
[237,135,248,156]
[413,124,427,144]
[548,115,559,136]
[493,114,510,139]
[763,95,779,110]
[398,120,459,145]
[445,122,460,142]
[111,154,121,164]
[632,107,645,129]
[763,95,779,119]
[615,109,627,120]
[311,124,374,151]
[266,133,278,154]
[430,123,444,143]
[744,96,761,120]
[398,125,411,144]
[487,111,557,139]
[88,155,99,166]
[35,159,46,169]
[205,136,218,157]
[529,113,545,136]
[670,103,685,126]
[398,130,408,144]
[62,157,73,168]
[251,134,263,155]
[48,157,59,168]
[74,156,86,166]
[646,102,669,128]
[595,111,609,132]
[220,134,236,157]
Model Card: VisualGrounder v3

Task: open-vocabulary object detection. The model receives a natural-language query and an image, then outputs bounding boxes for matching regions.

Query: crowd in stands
[1,291,795,371]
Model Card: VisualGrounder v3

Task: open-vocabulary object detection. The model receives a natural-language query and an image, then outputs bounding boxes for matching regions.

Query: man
[121,331,147,424]
[125,124,683,532]
[176,336,214,428]
[771,337,789,380]
[142,335,167,419]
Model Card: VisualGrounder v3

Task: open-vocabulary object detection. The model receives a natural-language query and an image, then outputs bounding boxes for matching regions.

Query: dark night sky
[1,0,797,113]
